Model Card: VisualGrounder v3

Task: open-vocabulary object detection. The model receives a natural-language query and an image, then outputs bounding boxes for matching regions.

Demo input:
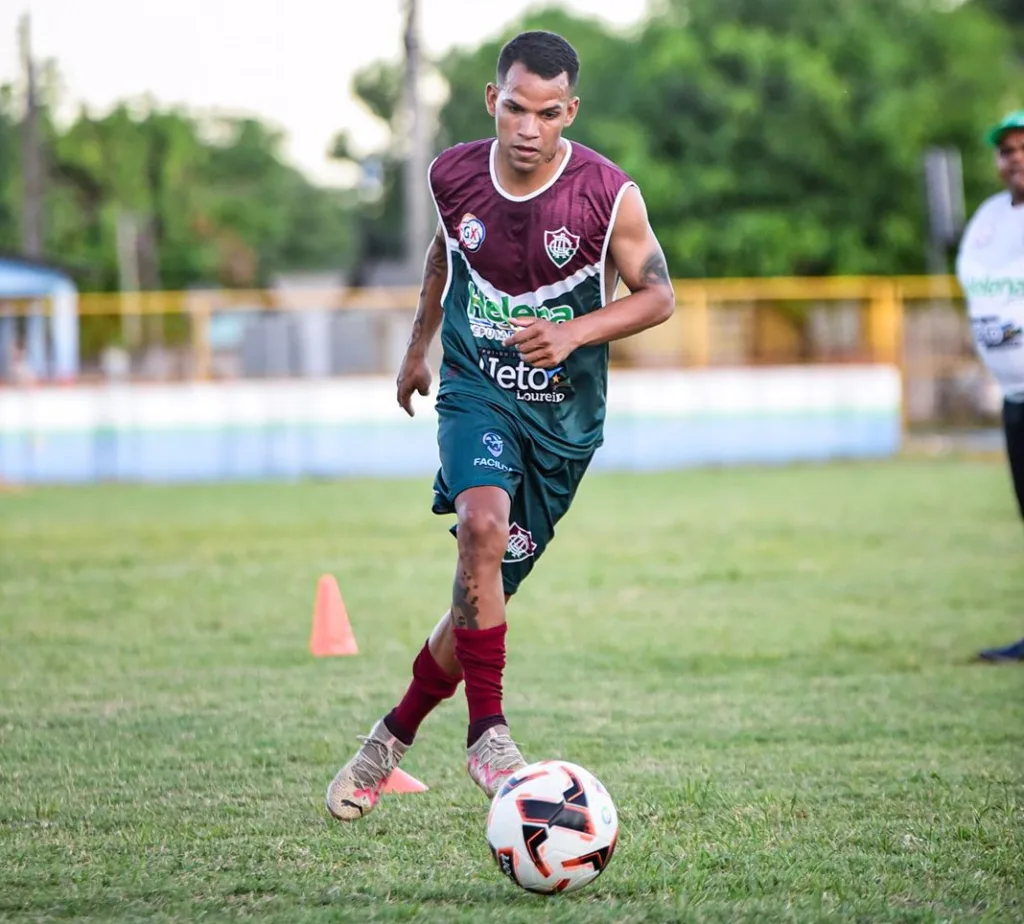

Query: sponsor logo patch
[973,315,1023,349]
[466,280,574,342]
[459,213,486,252]
[478,348,573,404]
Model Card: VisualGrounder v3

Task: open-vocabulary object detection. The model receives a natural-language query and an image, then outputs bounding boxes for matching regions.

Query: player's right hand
[396,353,432,417]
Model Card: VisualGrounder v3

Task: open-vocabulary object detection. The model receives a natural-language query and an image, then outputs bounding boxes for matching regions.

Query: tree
[971,0,1024,70]
[0,84,21,254]
[972,0,1024,31]
[0,77,357,292]
[429,0,1014,277]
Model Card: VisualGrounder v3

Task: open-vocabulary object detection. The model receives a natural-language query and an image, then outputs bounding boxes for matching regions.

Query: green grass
[1,458,1022,923]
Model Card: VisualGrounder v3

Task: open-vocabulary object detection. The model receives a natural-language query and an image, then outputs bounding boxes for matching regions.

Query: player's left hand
[502,318,579,369]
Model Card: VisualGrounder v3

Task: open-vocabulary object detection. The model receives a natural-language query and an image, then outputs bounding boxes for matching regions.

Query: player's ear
[485,83,499,117]
[564,96,580,128]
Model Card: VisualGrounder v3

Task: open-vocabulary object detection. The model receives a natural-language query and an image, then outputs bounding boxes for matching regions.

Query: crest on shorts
[482,432,504,458]
[504,522,537,563]
[544,226,580,268]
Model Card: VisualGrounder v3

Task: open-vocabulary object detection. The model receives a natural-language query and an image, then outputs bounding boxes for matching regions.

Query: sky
[1,0,647,187]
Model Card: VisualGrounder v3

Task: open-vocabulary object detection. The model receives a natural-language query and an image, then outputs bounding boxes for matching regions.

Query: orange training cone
[382,768,429,793]
[310,574,358,656]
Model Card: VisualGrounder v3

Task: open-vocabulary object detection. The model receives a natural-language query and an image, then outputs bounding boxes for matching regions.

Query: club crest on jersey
[458,213,486,252]
[544,226,580,268]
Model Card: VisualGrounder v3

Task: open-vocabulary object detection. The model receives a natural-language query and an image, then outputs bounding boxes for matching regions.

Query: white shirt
[956,191,1024,401]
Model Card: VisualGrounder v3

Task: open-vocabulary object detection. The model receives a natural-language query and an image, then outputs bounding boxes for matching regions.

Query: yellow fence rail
[34,274,964,366]
[2,274,986,429]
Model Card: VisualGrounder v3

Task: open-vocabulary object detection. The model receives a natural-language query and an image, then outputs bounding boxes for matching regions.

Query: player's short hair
[496,31,580,89]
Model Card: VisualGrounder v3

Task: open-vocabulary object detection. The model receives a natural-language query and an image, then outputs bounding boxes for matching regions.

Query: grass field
[1,457,1022,923]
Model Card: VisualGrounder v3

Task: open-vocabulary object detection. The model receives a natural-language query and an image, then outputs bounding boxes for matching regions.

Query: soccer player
[326,30,676,820]
[955,109,1024,663]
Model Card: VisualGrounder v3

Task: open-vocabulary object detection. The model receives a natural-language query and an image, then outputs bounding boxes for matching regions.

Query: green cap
[986,109,1024,147]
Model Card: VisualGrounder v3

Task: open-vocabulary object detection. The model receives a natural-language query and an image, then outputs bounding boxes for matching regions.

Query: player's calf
[453,498,510,611]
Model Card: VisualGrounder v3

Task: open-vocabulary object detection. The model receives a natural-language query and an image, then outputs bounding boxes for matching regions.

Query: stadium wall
[0,366,901,484]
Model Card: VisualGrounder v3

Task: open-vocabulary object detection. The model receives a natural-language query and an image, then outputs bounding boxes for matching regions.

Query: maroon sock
[454,623,508,746]
[383,641,461,746]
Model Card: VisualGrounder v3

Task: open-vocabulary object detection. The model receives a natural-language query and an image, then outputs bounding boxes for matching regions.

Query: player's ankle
[467,714,507,747]
[383,710,416,746]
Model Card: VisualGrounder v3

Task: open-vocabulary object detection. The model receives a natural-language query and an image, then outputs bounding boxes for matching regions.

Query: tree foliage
[1,91,356,291]
[429,0,1017,277]
[4,0,1021,290]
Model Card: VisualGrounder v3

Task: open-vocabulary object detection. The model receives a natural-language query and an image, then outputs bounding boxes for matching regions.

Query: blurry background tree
[0,84,20,255]
[329,60,408,284]
[973,0,1024,56]
[428,0,1018,277]
[1,79,357,292]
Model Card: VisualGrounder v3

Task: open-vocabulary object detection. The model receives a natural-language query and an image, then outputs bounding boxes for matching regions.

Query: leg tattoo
[452,566,481,630]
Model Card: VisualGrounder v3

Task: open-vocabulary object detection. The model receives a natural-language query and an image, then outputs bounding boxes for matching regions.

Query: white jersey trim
[426,155,453,305]
[446,243,600,307]
[599,182,638,307]
[488,138,574,202]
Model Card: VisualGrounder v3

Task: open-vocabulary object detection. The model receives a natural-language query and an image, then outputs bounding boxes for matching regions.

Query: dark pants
[1003,399,1024,520]
[974,400,1024,659]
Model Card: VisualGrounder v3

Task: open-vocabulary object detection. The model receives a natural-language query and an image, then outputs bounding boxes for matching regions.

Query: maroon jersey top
[428,137,635,458]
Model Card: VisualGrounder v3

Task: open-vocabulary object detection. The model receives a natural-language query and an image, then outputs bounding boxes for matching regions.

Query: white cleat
[325,718,408,821]
[466,724,527,799]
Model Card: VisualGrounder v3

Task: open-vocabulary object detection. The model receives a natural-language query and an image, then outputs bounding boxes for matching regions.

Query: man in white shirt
[956,109,1024,662]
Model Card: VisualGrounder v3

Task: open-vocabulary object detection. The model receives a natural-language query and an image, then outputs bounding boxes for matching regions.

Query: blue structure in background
[0,413,902,484]
[0,254,79,381]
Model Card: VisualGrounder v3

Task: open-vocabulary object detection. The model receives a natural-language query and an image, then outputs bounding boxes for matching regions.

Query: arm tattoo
[639,249,672,288]
[425,234,447,279]
[451,567,481,630]
[416,235,447,300]
[408,233,447,349]
[407,314,425,350]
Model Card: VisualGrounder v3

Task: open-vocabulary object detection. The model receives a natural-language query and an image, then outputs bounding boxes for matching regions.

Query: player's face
[997,129,1024,203]
[486,62,579,175]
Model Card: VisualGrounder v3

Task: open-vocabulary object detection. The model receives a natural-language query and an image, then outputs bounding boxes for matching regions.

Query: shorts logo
[504,522,537,563]
[459,213,486,252]
[474,457,512,472]
[544,226,580,268]
[482,432,504,457]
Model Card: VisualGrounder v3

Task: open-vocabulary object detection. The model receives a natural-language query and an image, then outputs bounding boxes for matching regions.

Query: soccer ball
[485,759,618,895]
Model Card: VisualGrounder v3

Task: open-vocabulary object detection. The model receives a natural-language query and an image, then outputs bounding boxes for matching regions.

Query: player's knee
[457,503,509,568]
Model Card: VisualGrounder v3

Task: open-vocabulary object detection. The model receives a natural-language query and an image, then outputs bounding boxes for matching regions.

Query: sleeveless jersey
[428,138,636,459]
[955,191,1024,400]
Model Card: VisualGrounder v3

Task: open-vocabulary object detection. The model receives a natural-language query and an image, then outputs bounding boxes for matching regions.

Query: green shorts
[431,396,594,596]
